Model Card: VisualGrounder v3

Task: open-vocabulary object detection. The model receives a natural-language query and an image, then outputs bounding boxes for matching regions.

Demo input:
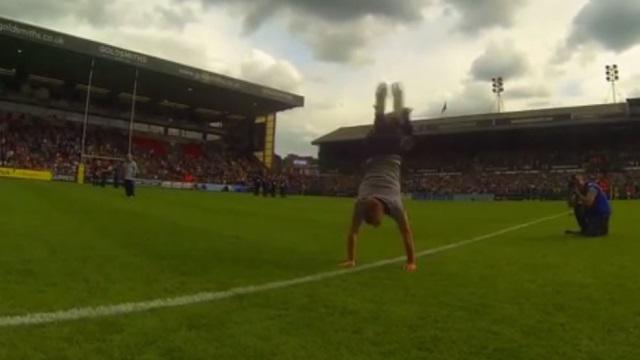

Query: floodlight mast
[492,77,505,113]
[605,64,620,103]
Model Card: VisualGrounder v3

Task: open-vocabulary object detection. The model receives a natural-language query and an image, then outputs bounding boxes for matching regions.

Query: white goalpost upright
[128,68,139,156]
[77,58,94,184]
[80,58,94,161]
[77,60,136,184]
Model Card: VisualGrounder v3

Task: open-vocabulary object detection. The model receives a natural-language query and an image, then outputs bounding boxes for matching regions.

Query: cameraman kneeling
[566,175,612,237]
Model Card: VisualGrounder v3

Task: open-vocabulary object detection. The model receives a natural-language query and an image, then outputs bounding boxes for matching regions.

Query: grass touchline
[0,212,568,328]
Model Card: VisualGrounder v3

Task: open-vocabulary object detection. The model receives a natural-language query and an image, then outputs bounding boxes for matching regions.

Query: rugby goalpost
[77,58,137,184]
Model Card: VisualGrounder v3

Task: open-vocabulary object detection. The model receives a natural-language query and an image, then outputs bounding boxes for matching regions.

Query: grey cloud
[75,1,112,27]
[526,100,552,109]
[276,127,317,156]
[443,0,527,33]
[238,1,280,34]
[240,50,303,92]
[201,0,431,64]
[555,0,640,63]
[559,80,583,98]
[0,0,110,27]
[552,46,573,65]
[203,0,429,32]
[112,30,209,70]
[294,21,372,64]
[470,42,529,81]
[307,75,327,84]
[275,112,323,156]
[508,85,551,99]
[201,0,525,64]
[310,32,366,63]
[310,101,342,111]
[0,0,63,21]
[280,0,426,23]
[624,74,640,98]
[154,3,200,30]
[0,0,193,30]
[568,0,640,52]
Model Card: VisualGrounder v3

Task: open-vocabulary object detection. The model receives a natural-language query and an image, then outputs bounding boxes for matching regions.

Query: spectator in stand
[0,112,265,185]
[6,109,640,199]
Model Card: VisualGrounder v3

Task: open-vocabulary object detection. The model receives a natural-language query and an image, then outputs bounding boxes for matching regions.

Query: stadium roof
[0,16,304,118]
[312,99,640,145]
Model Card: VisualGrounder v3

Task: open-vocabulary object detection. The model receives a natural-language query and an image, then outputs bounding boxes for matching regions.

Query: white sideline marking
[0,212,568,328]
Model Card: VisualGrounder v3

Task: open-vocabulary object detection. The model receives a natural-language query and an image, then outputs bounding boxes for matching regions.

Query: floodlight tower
[605,64,620,103]
[492,77,504,113]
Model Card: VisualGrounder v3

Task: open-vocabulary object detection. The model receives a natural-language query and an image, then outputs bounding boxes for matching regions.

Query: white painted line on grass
[0,211,569,328]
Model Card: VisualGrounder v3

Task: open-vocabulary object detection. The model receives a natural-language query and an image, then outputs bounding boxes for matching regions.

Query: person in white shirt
[123,154,139,198]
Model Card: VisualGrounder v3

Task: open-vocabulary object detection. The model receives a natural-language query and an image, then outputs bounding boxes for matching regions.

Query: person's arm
[397,211,416,268]
[343,203,363,265]
[576,187,598,207]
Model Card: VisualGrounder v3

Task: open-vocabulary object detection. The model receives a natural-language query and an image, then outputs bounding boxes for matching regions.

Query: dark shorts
[124,179,135,197]
[577,209,610,237]
[365,113,413,157]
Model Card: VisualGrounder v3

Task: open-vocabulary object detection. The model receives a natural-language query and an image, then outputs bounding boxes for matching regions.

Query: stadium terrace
[313,99,640,200]
[0,15,304,186]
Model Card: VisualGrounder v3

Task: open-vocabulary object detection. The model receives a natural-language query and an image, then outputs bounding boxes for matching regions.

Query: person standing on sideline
[279,176,288,198]
[252,173,262,196]
[124,154,139,198]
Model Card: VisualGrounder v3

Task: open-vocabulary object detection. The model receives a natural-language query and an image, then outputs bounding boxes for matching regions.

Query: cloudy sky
[2,0,640,156]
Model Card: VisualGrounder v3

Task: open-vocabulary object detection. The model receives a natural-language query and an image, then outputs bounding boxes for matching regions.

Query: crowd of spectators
[0,111,263,185]
[400,144,640,199]
[404,147,640,174]
[3,109,640,200]
[291,168,640,200]
[285,151,640,200]
[403,171,640,200]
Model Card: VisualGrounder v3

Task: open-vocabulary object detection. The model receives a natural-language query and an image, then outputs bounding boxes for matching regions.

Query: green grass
[0,178,639,359]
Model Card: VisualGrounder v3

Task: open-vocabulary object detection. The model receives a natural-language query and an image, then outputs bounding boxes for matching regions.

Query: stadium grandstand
[313,98,640,200]
[0,16,304,188]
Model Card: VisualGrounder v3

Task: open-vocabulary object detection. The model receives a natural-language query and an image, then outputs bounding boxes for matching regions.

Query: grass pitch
[0,179,639,359]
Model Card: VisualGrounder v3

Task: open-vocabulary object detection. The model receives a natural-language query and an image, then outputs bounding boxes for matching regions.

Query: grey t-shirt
[124,161,138,180]
[355,155,406,226]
